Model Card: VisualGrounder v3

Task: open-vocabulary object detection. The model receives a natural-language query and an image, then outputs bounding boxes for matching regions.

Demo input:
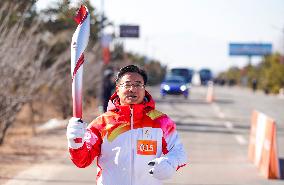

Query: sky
[37,0,284,74]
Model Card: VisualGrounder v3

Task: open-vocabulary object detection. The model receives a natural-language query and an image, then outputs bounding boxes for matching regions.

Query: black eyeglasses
[119,82,145,90]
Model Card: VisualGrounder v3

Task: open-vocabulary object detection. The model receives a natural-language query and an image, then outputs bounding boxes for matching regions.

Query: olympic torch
[71,5,90,119]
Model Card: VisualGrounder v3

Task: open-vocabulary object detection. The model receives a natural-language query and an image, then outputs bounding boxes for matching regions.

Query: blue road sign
[229,43,272,56]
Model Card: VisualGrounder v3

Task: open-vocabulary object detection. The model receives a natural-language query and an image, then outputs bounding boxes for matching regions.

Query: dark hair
[116,65,148,85]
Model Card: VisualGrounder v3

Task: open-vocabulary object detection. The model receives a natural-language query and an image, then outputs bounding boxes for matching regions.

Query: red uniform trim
[162,136,169,155]
[176,163,187,171]
[74,5,88,25]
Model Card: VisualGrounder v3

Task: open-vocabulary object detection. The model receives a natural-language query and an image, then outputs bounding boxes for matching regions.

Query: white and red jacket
[69,91,187,185]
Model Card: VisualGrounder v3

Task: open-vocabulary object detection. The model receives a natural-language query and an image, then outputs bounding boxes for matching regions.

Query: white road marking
[211,103,225,119]
[224,121,233,130]
[211,103,220,113]
[212,103,248,146]
[235,135,247,145]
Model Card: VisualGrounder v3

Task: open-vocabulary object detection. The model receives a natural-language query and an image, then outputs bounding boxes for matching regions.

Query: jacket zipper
[130,106,134,185]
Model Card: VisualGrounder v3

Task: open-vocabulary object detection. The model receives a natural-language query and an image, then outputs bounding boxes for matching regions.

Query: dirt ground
[0,99,100,185]
[0,126,67,184]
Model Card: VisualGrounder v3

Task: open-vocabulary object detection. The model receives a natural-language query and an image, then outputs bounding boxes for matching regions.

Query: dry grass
[0,98,100,185]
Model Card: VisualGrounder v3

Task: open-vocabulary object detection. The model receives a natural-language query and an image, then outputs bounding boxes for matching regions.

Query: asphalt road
[3,85,284,185]
[151,85,284,185]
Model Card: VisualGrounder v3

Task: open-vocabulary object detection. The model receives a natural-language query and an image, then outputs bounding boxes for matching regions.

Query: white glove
[148,157,175,180]
[66,117,87,149]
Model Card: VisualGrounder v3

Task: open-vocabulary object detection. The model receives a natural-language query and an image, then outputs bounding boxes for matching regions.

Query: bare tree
[0,4,49,144]
[0,2,105,144]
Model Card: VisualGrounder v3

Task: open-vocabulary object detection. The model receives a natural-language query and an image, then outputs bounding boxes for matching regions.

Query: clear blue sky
[37,0,284,74]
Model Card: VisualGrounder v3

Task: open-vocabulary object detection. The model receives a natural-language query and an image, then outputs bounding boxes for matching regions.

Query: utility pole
[282,26,284,64]
[98,0,105,113]
[271,25,284,55]
[282,26,284,55]
[101,0,104,31]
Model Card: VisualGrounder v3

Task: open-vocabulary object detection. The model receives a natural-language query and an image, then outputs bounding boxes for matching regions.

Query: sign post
[229,43,272,56]
[119,25,140,38]
[228,42,272,86]
[229,43,272,65]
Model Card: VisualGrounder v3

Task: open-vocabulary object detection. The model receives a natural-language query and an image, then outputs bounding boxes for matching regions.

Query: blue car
[160,76,189,99]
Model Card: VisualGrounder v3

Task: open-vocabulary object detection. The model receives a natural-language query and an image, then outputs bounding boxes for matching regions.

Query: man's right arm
[67,117,102,168]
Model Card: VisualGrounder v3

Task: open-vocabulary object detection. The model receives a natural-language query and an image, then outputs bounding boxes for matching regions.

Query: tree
[0,3,49,144]
[40,0,101,45]
[218,53,284,93]
[258,53,284,93]
[0,0,38,28]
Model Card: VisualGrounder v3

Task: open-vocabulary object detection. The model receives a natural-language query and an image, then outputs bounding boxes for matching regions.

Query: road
[3,85,284,185]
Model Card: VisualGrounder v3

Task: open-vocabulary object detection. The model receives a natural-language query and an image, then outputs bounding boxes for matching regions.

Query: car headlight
[180,85,187,91]
[163,85,170,91]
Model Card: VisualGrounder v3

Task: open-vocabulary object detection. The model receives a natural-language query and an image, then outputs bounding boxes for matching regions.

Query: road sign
[119,25,139,38]
[229,43,272,56]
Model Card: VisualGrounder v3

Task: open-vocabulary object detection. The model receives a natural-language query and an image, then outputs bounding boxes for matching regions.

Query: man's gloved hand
[66,117,87,149]
[148,157,175,180]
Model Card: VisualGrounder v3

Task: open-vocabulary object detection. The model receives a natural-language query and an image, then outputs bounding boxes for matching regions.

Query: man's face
[116,72,145,105]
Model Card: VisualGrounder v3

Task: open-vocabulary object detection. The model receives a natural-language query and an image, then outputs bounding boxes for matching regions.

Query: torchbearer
[67,64,188,185]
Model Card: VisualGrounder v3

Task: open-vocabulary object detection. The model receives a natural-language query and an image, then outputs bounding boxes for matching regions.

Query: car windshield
[166,79,183,83]
[170,68,194,83]
[164,77,185,83]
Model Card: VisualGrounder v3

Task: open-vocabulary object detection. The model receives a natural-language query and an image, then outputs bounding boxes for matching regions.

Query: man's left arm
[162,129,187,170]
[148,116,187,180]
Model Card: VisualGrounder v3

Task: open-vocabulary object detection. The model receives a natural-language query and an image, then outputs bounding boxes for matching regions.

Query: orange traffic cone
[206,81,214,103]
[259,118,280,179]
[248,111,258,162]
[248,110,280,179]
